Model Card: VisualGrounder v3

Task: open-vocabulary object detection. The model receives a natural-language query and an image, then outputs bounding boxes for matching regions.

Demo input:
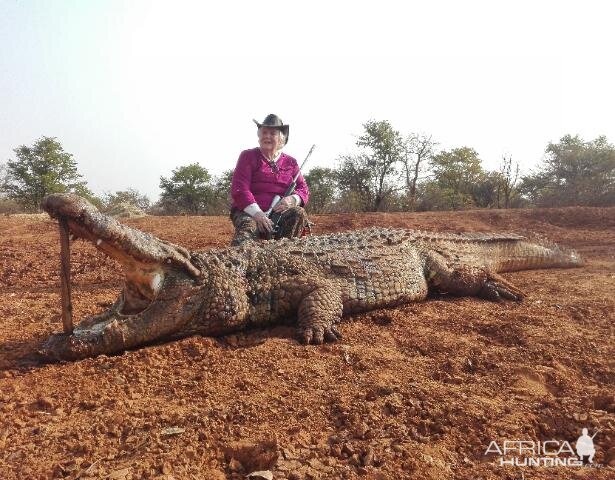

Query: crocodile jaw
[39,194,199,360]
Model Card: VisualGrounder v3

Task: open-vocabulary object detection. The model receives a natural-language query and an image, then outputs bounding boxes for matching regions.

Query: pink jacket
[231,148,310,211]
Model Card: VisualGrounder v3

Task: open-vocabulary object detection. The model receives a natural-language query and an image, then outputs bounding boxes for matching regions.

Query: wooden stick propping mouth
[58,217,74,334]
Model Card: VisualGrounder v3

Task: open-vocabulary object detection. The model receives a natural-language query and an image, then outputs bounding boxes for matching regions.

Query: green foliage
[520,135,615,206]
[357,120,404,166]
[335,120,404,212]
[102,188,151,212]
[416,182,458,211]
[425,147,487,210]
[159,163,213,214]
[304,167,337,213]
[335,154,375,212]
[208,169,234,215]
[472,171,505,208]
[1,136,92,211]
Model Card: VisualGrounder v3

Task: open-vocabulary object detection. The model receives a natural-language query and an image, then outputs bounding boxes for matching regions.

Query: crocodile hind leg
[296,281,344,344]
[425,250,525,301]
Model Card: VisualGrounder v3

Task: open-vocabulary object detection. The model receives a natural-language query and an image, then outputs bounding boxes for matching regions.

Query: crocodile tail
[487,239,584,273]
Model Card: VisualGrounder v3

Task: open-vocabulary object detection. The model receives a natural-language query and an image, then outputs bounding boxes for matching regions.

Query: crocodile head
[40,194,204,361]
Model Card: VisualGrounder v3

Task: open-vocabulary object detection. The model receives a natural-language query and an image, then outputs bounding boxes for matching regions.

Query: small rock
[108,467,131,480]
[353,423,370,439]
[160,427,185,436]
[246,470,273,480]
[362,448,375,467]
[365,391,378,401]
[384,399,403,415]
[349,453,361,466]
[282,447,296,459]
[307,458,325,470]
[342,443,355,456]
[229,458,244,472]
[277,459,302,472]
[330,445,342,458]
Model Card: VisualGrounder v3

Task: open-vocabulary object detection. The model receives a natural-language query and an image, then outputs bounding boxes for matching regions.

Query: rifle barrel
[293,144,315,182]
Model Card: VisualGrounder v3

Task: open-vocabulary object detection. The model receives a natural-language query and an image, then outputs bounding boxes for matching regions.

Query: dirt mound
[0,206,614,479]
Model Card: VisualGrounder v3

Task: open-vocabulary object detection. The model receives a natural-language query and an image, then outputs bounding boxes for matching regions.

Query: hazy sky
[1,0,614,201]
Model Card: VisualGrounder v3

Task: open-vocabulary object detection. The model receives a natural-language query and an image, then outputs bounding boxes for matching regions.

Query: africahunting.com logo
[484,427,602,467]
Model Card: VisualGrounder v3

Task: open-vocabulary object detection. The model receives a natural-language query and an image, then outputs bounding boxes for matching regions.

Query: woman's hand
[272,196,297,213]
[253,211,273,234]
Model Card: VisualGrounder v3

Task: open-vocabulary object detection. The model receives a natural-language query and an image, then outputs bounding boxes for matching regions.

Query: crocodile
[39,194,583,360]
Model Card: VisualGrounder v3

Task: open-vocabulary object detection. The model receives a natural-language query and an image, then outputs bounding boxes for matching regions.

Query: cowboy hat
[253,114,289,144]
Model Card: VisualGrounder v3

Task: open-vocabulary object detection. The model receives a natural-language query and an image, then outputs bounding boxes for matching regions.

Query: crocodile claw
[299,325,342,345]
[479,275,525,302]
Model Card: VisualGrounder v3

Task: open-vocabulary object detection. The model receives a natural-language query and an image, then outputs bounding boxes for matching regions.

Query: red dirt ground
[1,207,614,480]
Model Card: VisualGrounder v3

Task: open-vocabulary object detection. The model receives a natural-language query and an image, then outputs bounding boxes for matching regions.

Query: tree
[400,133,437,210]
[356,120,404,211]
[473,171,504,208]
[334,120,404,212]
[0,163,7,189]
[159,163,213,214]
[304,167,337,213]
[102,188,151,212]
[207,169,234,215]
[1,136,92,211]
[520,134,615,207]
[497,155,520,208]
[335,154,375,212]
[423,147,487,210]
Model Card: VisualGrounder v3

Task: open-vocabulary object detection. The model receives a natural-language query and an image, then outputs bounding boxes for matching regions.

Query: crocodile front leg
[296,280,344,345]
[425,250,525,301]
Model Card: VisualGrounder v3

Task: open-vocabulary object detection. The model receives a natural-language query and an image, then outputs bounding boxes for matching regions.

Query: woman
[230,114,310,246]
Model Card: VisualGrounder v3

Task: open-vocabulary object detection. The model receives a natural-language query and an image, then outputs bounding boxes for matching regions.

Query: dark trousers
[230,207,309,246]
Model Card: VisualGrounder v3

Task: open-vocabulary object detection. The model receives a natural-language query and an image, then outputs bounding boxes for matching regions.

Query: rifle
[264,144,315,238]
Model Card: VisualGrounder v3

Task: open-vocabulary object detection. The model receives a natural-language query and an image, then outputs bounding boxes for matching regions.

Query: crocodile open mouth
[39,194,201,361]
[61,214,168,317]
